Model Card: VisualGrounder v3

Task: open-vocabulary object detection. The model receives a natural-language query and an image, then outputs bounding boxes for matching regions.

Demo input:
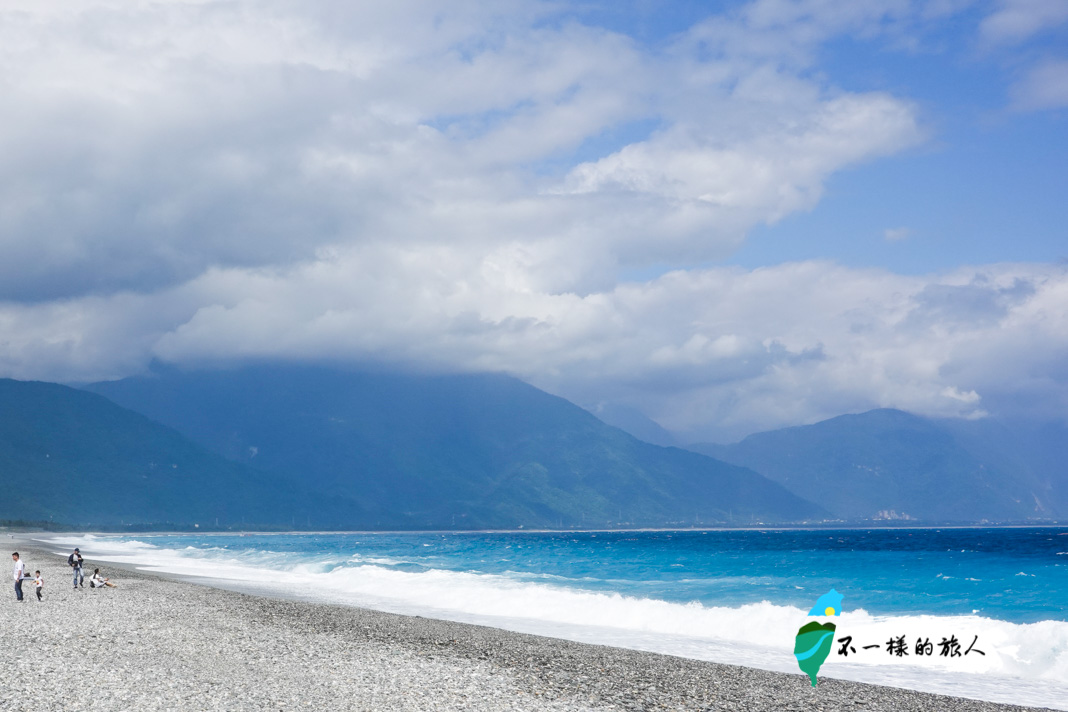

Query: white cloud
[1010,58,1068,111]
[2,1,1065,439]
[0,0,924,301]
[980,0,1068,45]
[563,93,918,238]
[683,0,919,66]
[2,257,1067,441]
[884,227,912,241]
[979,2,1068,114]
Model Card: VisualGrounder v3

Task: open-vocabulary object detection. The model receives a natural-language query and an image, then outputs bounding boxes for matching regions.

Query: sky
[0,0,1066,442]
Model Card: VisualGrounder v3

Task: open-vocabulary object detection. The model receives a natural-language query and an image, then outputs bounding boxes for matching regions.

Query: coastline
[0,538,1055,712]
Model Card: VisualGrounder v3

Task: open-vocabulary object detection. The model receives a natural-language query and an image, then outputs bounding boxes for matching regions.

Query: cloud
[683,0,921,66]
[0,0,923,302]
[2,257,1067,441]
[1010,58,1068,111]
[2,1,1065,440]
[978,2,1068,113]
[884,227,912,241]
[980,0,1068,45]
[540,262,1066,440]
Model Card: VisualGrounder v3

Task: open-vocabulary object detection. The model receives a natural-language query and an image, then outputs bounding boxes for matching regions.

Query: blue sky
[735,22,1068,274]
[0,0,1066,440]
[588,0,1068,275]
[733,109,1068,272]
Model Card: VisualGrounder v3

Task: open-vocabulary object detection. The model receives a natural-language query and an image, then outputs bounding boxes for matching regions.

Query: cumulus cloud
[3,256,1067,441]
[0,0,924,302]
[537,262,1068,440]
[2,1,1065,439]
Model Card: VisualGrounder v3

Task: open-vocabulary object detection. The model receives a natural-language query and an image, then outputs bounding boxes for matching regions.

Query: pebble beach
[0,539,1055,712]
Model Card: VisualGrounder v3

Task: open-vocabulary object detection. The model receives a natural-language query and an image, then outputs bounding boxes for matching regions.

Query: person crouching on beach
[89,569,116,588]
[34,570,43,602]
[12,552,25,601]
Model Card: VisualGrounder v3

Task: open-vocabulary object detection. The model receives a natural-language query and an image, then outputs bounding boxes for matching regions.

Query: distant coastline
[7,522,1068,536]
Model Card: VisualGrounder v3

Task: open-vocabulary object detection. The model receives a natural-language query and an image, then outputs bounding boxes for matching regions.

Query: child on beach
[34,570,42,601]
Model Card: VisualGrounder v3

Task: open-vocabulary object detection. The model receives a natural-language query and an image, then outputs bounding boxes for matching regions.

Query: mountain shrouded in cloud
[0,0,1066,442]
[83,364,824,528]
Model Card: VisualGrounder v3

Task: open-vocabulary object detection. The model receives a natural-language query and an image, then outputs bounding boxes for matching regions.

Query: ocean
[45,528,1068,709]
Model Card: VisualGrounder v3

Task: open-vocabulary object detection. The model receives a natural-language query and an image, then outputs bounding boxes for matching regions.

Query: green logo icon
[794,588,842,686]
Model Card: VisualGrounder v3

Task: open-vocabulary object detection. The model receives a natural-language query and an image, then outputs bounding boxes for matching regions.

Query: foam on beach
[47,534,1068,710]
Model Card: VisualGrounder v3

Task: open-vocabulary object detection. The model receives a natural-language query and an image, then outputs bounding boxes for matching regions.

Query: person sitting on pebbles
[88,568,117,588]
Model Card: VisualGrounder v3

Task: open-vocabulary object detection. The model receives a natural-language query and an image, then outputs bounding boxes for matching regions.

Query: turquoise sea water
[48,527,1068,708]
[84,527,1068,621]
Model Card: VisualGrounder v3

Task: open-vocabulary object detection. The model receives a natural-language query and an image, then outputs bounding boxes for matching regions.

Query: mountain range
[2,364,1063,529]
[0,378,364,528]
[688,408,1068,522]
[2,365,817,529]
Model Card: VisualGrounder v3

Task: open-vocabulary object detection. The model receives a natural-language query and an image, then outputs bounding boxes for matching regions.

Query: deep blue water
[117,527,1068,624]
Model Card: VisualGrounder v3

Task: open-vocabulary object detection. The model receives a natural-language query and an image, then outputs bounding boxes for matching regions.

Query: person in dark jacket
[68,547,84,589]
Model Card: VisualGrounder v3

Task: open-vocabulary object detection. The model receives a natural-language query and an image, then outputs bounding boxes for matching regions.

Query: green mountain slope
[690,409,1064,523]
[0,378,363,528]
[85,365,824,528]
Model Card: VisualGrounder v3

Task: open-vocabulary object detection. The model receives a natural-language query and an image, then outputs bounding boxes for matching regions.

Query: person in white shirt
[34,570,43,602]
[12,552,25,601]
[88,568,116,588]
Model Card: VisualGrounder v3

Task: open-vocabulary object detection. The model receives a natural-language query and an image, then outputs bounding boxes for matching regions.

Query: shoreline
[1,536,1056,711]
[6,522,1068,536]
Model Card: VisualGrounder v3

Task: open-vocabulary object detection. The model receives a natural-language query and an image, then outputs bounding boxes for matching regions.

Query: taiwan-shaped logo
[793,589,842,687]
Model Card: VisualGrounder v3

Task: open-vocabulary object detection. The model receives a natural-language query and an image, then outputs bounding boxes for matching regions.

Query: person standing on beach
[12,552,25,601]
[68,547,84,589]
[34,570,43,602]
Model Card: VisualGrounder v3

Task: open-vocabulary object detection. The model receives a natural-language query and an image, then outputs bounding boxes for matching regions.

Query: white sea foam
[45,535,1068,710]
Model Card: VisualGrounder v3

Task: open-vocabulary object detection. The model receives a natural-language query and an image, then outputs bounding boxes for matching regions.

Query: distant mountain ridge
[11,365,1053,529]
[84,364,823,529]
[0,378,364,528]
[689,408,1067,523]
